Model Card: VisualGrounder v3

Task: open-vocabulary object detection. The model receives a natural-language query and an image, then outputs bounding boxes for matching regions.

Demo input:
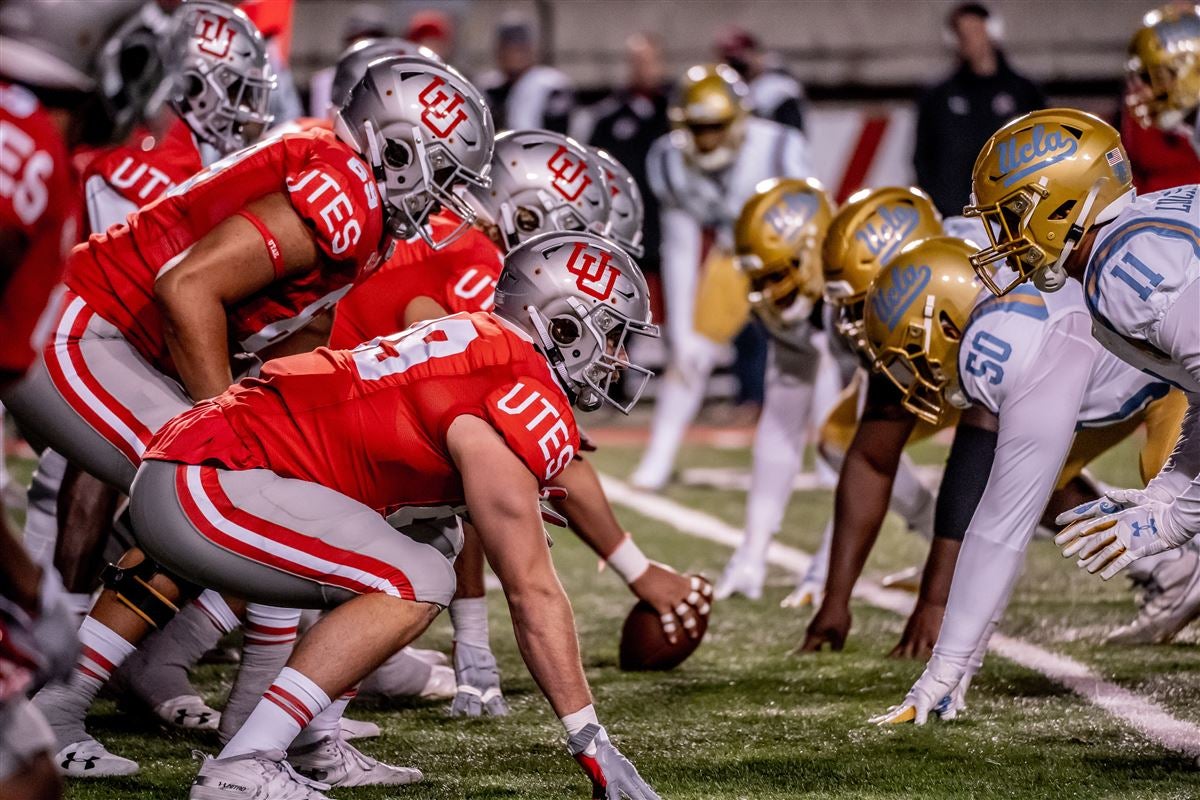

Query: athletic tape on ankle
[235,209,285,278]
[607,535,650,584]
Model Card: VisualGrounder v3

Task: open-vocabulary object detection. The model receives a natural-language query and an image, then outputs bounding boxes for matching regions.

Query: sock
[194,590,241,634]
[21,449,68,569]
[219,604,300,744]
[116,597,231,708]
[35,616,137,745]
[221,667,331,759]
[892,454,936,539]
[292,687,356,748]
[630,365,710,488]
[449,597,489,648]
[801,519,834,586]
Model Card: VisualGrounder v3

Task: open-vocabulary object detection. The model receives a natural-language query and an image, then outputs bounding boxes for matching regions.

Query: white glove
[449,642,509,717]
[568,723,661,800]
[1055,497,1185,580]
[869,655,964,726]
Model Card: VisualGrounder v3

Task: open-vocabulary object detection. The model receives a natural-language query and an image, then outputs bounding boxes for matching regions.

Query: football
[619,600,709,671]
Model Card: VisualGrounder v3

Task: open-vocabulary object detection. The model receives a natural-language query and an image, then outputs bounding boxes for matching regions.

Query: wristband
[561,704,599,739]
[235,209,285,278]
[606,534,650,584]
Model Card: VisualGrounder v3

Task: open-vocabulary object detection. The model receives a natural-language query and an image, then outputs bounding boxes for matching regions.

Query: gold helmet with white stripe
[668,63,751,171]
[863,236,980,425]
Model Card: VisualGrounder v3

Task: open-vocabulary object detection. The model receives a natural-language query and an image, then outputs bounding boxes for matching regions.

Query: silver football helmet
[466,130,611,252]
[167,0,275,155]
[328,37,442,114]
[493,231,659,414]
[590,147,645,258]
[334,55,494,252]
[95,3,174,141]
[0,0,143,91]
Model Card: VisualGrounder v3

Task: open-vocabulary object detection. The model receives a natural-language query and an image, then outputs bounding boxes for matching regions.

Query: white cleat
[288,736,422,787]
[155,694,221,731]
[406,646,449,668]
[781,578,824,609]
[628,468,669,493]
[714,558,766,601]
[337,718,381,741]
[421,664,456,700]
[880,566,923,593]
[190,749,329,800]
[1107,544,1200,645]
[53,738,140,777]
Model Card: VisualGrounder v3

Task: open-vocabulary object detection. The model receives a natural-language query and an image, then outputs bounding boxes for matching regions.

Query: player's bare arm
[154,193,319,400]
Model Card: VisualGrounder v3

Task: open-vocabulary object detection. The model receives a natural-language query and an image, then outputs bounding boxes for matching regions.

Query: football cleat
[406,646,449,668]
[190,749,329,800]
[880,566,923,593]
[155,694,221,731]
[780,578,823,609]
[337,718,381,741]
[288,736,422,787]
[1106,541,1200,644]
[54,738,139,777]
[714,557,766,601]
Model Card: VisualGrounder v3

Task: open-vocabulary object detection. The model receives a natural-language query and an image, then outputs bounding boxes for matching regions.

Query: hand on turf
[568,723,661,800]
[630,568,711,646]
[798,602,850,652]
[1054,497,1181,580]
[870,656,962,725]
[888,600,945,660]
[449,642,509,717]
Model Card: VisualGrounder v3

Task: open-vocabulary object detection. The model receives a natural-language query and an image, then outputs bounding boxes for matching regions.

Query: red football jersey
[63,128,384,375]
[79,118,203,232]
[0,84,80,381]
[146,312,579,512]
[330,214,503,348]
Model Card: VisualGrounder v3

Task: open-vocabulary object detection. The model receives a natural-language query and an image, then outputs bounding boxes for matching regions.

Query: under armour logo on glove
[1055,497,1187,580]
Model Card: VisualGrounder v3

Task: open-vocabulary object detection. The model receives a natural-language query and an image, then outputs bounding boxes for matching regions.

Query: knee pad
[100,558,196,630]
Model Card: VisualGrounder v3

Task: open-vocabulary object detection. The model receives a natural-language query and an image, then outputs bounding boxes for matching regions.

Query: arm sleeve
[931,313,1097,673]
[933,422,999,542]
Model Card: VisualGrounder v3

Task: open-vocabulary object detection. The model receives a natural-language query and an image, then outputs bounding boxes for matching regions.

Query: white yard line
[599,474,1200,760]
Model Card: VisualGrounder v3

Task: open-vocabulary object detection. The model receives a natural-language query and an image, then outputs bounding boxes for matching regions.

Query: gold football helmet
[964,108,1134,296]
[1126,5,1200,131]
[821,186,942,360]
[734,177,833,334]
[668,63,751,171]
[863,236,980,425]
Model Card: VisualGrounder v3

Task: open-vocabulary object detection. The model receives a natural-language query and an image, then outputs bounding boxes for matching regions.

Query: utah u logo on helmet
[194,13,234,59]
[566,241,619,301]
[547,145,593,202]
[418,76,467,139]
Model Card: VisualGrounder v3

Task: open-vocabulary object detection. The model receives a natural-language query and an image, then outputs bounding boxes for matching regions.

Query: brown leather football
[618,600,708,671]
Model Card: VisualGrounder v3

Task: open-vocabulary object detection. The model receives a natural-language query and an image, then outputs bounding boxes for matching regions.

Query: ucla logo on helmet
[765,191,818,243]
[872,262,931,331]
[996,123,1078,187]
[855,204,919,265]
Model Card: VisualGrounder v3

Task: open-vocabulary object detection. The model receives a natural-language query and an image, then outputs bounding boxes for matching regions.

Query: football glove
[449,642,509,717]
[568,723,661,800]
[869,655,964,725]
[1055,496,1184,580]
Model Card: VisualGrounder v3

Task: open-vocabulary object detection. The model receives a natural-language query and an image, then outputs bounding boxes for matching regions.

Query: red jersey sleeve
[481,376,579,484]
[283,141,384,271]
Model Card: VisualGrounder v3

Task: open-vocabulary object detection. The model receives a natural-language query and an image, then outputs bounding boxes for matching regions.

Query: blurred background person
[406,8,456,61]
[306,2,389,116]
[913,2,1044,216]
[585,33,672,277]
[477,16,573,132]
[715,25,806,133]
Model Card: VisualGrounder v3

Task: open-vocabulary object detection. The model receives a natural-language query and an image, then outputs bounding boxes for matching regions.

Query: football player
[712,178,831,599]
[1125,4,1200,157]
[0,0,162,796]
[784,187,949,611]
[21,0,279,736]
[866,238,1184,725]
[963,109,1199,582]
[331,132,710,719]
[630,63,815,492]
[4,55,494,779]
[123,232,662,800]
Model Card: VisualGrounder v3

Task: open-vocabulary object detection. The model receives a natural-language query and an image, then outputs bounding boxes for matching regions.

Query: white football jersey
[1084,186,1200,392]
[958,280,1170,426]
[646,116,811,248]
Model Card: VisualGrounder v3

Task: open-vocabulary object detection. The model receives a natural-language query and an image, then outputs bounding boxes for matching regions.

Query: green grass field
[9,433,1200,800]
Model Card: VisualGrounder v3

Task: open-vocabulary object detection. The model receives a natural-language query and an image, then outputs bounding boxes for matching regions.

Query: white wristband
[560,703,600,738]
[606,535,650,584]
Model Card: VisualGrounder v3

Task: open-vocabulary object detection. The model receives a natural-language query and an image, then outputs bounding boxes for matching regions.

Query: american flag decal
[1105,149,1124,167]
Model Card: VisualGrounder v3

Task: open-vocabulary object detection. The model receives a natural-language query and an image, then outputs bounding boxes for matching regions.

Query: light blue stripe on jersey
[1076,380,1171,430]
[965,284,1048,330]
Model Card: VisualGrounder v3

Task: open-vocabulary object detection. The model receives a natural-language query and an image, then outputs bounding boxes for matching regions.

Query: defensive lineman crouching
[125,232,663,800]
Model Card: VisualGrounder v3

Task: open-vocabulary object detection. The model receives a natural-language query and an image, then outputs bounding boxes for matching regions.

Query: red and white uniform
[148,313,579,510]
[66,127,384,372]
[330,214,502,349]
[79,118,203,233]
[0,83,79,383]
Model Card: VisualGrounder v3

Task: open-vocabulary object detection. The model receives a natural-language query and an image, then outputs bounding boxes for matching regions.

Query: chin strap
[1046,184,1136,282]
